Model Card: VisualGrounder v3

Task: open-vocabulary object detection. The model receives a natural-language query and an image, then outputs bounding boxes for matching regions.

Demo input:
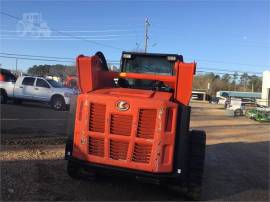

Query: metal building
[257,71,270,107]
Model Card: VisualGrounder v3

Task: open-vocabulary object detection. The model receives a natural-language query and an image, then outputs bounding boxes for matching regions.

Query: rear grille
[110,114,132,136]
[137,109,157,139]
[89,103,106,133]
[110,140,129,160]
[88,137,104,157]
[132,143,152,163]
[87,105,156,166]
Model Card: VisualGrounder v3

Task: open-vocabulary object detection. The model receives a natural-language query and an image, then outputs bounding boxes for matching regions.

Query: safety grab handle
[118,72,176,83]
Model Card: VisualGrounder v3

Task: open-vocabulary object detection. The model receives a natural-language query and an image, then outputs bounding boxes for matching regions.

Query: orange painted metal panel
[74,53,196,173]
[76,56,93,93]
[76,55,117,93]
[72,89,178,173]
[119,72,176,83]
[174,62,196,105]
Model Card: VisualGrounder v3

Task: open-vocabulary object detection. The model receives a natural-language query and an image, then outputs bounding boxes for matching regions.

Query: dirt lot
[1,101,269,201]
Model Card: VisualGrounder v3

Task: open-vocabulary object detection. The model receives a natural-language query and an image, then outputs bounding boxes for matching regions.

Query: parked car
[0,75,76,110]
[64,75,78,89]
[225,97,256,110]
[217,97,226,105]
[191,94,199,100]
[0,68,17,103]
[227,99,258,117]
[209,96,219,104]
[245,108,258,119]
[255,111,270,122]
[246,107,270,122]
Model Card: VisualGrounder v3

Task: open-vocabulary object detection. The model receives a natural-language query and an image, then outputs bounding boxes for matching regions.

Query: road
[1,102,72,139]
[1,101,269,201]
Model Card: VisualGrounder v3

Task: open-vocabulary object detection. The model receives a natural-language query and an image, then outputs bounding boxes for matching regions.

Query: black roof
[0,68,12,74]
[122,51,183,61]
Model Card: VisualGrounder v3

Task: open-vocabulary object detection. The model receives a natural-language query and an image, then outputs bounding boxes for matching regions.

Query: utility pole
[15,58,18,76]
[144,18,150,53]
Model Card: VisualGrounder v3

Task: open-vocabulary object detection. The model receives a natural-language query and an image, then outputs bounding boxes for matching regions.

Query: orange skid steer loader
[65,51,206,199]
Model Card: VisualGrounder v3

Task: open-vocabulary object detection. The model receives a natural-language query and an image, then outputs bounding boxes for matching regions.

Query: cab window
[22,77,35,86]
[122,55,174,75]
[36,79,50,88]
[4,73,16,82]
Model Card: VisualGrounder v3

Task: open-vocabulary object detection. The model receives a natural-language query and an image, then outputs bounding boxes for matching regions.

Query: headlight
[123,53,131,59]
[167,56,176,61]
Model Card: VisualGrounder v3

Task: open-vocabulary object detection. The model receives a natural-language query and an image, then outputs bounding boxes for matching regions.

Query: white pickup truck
[227,98,258,116]
[0,73,76,110]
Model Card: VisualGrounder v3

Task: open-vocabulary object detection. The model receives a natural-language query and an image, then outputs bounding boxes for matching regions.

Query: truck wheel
[51,95,66,111]
[234,109,243,117]
[187,130,206,200]
[1,90,7,104]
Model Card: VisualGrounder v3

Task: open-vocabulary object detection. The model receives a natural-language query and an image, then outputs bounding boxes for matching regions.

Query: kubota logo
[116,100,130,111]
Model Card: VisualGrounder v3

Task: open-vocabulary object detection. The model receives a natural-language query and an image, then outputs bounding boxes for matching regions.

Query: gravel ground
[0,102,269,201]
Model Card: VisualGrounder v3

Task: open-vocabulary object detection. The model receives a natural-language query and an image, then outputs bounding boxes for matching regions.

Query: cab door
[15,77,36,99]
[33,78,51,101]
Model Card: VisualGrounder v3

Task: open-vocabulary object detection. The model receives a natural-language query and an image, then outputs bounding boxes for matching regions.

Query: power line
[0,52,119,63]
[0,52,264,75]
[0,29,134,33]
[37,23,144,29]
[187,58,268,68]
[196,71,262,77]
[0,55,74,63]
[0,55,262,77]
[0,11,123,50]
[198,67,262,75]
[2,11,268,69]
[0,38,120,41]
[0,52,74,60]
[150,25,269,48]
[0,34,136,38]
